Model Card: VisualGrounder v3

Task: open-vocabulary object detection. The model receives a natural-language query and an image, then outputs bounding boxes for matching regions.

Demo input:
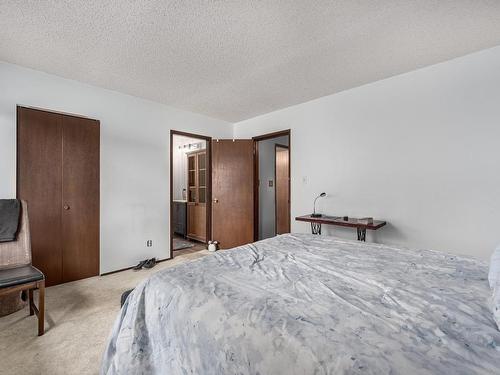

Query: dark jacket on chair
[0,199,21,242]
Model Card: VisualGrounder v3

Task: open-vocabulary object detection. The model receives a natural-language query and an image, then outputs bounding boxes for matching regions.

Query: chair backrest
[0,200,31,269]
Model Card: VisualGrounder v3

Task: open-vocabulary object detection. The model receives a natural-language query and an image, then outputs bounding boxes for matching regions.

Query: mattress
[101,234,500,374]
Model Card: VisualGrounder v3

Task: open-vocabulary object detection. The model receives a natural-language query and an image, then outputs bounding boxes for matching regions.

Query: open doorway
[253,130,291,241]
[275,144,290,234]
[170,130,211,257]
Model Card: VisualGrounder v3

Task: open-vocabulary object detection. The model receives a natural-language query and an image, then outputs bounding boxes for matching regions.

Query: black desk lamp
[311,192,326,217]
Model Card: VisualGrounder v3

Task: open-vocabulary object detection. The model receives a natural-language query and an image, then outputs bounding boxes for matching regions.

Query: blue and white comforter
[101,234,500,374]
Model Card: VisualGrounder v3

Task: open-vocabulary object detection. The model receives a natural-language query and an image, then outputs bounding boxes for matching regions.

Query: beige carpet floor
[0,248,210,375]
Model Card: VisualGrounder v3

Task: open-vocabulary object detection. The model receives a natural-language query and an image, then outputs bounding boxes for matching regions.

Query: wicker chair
[0,200,45,336]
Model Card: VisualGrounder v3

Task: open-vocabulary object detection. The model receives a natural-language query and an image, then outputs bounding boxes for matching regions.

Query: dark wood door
[211,140,254,249]
[17,107,64,286]
[17,107,100,286]
[61,116,100,282]
[275,145,290,234]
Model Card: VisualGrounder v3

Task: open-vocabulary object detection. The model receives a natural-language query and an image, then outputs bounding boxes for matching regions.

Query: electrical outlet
[146,240,153,247]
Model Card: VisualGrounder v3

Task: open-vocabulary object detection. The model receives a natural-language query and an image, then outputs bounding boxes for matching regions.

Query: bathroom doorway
[170,130,211,256]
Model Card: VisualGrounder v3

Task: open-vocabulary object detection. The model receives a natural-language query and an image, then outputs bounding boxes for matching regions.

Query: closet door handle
[63,204,70,210]
[213,198,219,203]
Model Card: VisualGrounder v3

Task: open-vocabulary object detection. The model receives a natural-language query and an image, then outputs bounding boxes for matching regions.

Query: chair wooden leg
[28,288,34,316]
[38,280,45,336]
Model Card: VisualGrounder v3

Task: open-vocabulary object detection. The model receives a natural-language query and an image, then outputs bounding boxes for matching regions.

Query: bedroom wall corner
[232,46,500,260]
[0,61,232,273]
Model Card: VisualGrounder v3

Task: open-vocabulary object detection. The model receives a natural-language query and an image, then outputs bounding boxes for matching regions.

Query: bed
[101,234,500,374]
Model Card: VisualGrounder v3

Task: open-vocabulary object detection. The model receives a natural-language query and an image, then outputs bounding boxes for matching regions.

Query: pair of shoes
[133,258,157,271]
[133,259,148,271]
[143,257,157,269]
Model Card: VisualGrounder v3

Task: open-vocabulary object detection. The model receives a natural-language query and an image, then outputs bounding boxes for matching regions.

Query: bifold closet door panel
[61,116,100,282]
[17,107,63,287]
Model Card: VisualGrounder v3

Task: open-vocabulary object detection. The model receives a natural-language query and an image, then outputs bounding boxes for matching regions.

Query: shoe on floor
[133,259,147,271]
[143,258,157,269]
[120,289,134,307]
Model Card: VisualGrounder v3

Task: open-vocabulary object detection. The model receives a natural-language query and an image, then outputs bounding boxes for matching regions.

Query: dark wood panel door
[275,145,290,234]
[212,140,254,249]
[17,107,64,287]
[17,107,100,286]
[61,116,100,282]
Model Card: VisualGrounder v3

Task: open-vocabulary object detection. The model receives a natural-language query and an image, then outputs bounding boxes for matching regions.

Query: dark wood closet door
[211,140,254,249]
[61,116,100,282]
[17,107,63,286]
[17,107,100,286]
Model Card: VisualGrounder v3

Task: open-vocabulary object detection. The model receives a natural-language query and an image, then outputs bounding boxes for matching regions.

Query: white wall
[234,46,500,260]
[0,62,232,273]
[258,135,289,240]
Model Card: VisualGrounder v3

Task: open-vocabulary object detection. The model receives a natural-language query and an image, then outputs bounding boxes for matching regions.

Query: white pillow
[488,244,500,330]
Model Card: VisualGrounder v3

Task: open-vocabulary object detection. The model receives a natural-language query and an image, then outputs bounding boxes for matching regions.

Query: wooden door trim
[170,130,212,258]
[252,129,291,142]
[16,106,22,200]
[252,130,291,241]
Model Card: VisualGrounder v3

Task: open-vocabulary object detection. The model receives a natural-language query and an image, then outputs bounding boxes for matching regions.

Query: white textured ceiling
[2,1,500,122]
